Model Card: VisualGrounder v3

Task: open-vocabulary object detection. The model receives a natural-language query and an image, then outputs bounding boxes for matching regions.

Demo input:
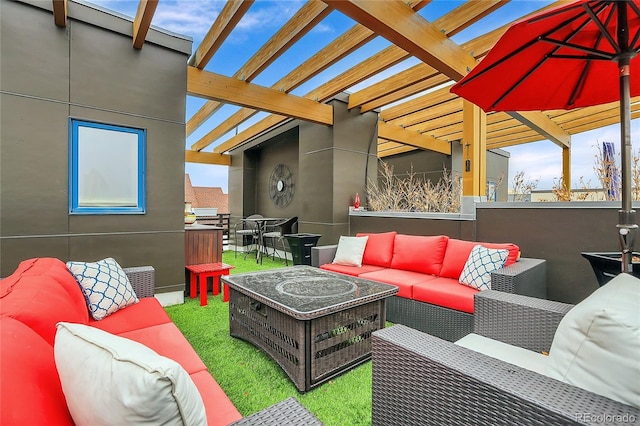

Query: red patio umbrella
[451,0,640,272]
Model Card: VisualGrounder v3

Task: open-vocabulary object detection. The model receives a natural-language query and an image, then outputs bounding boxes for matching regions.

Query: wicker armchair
[371,291,640,425]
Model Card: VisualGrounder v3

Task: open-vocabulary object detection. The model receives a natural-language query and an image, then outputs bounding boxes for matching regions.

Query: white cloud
[235,1,302,31]
[153,1,225,38]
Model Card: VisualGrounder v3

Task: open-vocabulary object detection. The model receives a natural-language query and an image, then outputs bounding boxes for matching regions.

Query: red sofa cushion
[412,277,478,313]
[89,297,172,335]
[356,231,397,268]
[1,259,89,345]
[118,322,208,375]
[390,234,449,275]
[320,263,385,276]
[0,316,73,425]
[359,269,438,299]
[439,239,520,279]
[190,370,243,426]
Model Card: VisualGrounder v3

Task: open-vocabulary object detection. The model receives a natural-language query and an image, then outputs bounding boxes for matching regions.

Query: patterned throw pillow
[459,245,509,291]
[66,258,138,320]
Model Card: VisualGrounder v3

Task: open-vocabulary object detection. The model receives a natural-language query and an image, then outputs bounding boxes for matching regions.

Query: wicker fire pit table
[222,266,398,392]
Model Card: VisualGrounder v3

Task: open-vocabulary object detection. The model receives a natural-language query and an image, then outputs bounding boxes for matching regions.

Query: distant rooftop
[185,174,228,213]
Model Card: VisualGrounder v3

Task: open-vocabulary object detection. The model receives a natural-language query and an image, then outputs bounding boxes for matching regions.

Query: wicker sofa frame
[371,291,640,425]
[312,245,546,341]
[122,266,156,298]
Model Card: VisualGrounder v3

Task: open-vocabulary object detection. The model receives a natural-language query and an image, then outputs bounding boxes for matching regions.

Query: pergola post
[562,146,571,196]
[461,100,487,197]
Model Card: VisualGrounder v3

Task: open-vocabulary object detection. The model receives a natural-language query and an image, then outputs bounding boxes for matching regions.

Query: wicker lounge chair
[372,289,640,425]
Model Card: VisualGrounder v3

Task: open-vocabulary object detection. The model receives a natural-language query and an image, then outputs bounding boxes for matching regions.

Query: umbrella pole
[617,0,638,273]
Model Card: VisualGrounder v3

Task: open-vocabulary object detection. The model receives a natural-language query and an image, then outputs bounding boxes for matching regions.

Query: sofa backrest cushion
[440,239,520,279]
[0,316,73,425]
[546,273,640,409]
[390,234,449,275]
[1,258,89,345]
[356,231,397,268]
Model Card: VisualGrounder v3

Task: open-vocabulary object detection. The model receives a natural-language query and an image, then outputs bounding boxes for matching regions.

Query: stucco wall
[0,0,191,297]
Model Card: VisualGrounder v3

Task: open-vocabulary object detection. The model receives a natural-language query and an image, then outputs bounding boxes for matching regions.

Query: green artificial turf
[165,251,373,425]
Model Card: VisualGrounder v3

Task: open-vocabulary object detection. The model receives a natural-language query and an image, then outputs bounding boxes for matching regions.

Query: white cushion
[66,257,138,320]
[546,273,640,408]
[332,236,369,267]
[54,322,206,426]
[455,333,549,375]
[459,245,508,290]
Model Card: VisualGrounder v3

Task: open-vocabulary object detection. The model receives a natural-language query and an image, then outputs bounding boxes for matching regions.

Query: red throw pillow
[390,234,449,275]
[356,231,397,267]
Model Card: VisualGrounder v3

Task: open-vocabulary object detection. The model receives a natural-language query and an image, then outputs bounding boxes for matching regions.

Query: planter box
[581,252,640,286]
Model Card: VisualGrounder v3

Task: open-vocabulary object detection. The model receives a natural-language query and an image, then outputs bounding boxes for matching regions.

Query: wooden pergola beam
[188,67,333,125]
[348,0,507,110]
[52,0,67,27]
[327,0,571,148]
[186,0,330,136]
[378,121,451,155]
[381,86,458,122]
[196,0,429,153]
[507,112,570,148]
[189,0,253,69]
[214,115,289,154]
[185,151,231,165]
[132,0,158,49]
[378,143,417,158]
[192,23,375,152]
[324,0,474,81]
[206,1,438,155]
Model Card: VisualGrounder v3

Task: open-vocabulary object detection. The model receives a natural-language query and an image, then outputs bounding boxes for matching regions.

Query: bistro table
[242,217,283,264]
[222,266,398,392]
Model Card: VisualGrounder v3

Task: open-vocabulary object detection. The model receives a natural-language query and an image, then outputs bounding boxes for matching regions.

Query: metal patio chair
[233,214,263,258]
[261,216,298,265]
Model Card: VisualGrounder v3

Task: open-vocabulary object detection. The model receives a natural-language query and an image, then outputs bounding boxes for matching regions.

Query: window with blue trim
[69,119,146,214]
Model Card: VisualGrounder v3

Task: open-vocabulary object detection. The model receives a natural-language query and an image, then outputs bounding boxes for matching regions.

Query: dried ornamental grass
[366,162,461,213]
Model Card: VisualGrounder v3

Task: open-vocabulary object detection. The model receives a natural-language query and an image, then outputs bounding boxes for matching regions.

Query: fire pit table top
[221,265,398,320]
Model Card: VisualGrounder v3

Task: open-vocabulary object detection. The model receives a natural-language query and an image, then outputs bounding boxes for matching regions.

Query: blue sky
[91,0,639,193]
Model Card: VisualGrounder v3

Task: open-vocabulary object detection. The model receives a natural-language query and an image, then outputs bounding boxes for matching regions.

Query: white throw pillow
[546,273,640,408]
[67,257,139,320]
[459,245,508,290]
[332,236,369,267]
[54,322,206,426]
